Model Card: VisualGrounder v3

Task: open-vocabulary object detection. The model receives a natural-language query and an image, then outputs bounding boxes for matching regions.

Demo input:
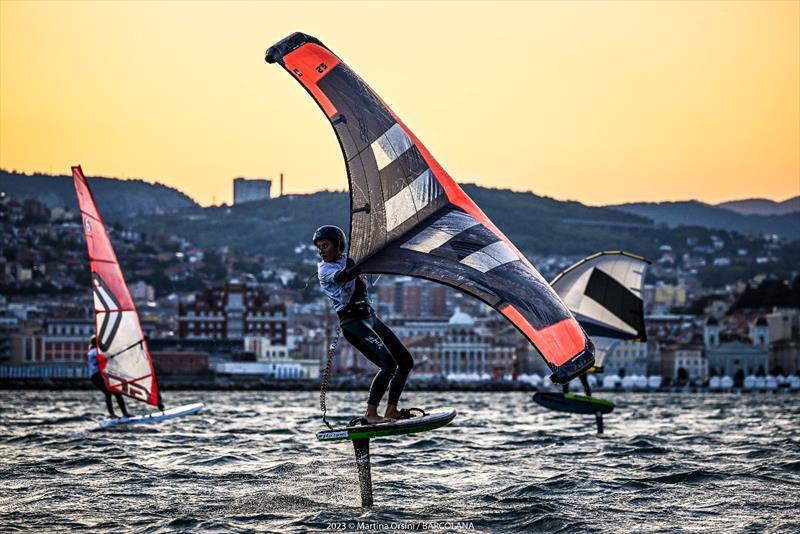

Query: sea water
[0,391,798,532]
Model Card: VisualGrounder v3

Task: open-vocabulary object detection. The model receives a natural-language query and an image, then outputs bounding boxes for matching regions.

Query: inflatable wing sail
[72,166,159,406]
[266,32,593,382]
[551,251,649,342]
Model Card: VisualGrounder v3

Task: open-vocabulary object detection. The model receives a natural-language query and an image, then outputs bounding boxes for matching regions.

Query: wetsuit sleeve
[333,258,360,284]
[333,268,358,284]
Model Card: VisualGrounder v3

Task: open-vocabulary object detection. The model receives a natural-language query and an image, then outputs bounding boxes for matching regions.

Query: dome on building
[448,307,475,326]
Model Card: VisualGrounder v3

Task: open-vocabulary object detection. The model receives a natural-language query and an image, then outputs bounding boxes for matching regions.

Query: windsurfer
[315,225,414,425]
[88,335,129,418]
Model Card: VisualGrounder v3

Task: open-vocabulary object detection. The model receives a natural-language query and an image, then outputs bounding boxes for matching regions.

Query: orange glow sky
[1,1,798,206]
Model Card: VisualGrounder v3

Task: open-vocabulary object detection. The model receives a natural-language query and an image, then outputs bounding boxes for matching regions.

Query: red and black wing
[265,33,593,382]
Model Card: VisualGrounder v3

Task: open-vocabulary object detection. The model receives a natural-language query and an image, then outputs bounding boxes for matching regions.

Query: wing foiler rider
[314,225,414,425]
[88,335,129,418]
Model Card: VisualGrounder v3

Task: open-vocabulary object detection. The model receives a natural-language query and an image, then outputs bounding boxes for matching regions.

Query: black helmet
[89,335,97,346]
[312,225,346,252]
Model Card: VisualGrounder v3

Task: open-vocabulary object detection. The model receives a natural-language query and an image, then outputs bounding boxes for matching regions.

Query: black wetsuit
[91,372,128,417]
[337,274,414,407]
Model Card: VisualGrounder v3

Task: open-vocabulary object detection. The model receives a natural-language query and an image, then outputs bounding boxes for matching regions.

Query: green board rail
[317,409,457,442]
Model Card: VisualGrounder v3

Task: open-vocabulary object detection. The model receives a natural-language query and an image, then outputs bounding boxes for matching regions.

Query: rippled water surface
[1,391,798,532]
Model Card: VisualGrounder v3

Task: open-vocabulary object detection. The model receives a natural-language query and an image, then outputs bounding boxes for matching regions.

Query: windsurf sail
[72,166,159,406]
[550,251,650,371]
[265,32,594,383]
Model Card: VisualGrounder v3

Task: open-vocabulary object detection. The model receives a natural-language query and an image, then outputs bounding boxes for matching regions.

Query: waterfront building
[602,340,649,377]
[244,335,289,362]
[770,340,800,375]
[177,281,287,344]
[660,345,708,383]
[767,307,799,342]
[705,317,769,377]
[375,277,449,318]
[397,308,516,377]
[151,351,210,376]
[10,318,94,364]
[767,307,800,374]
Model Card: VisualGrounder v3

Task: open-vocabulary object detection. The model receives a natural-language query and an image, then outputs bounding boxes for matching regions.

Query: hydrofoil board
[317,408,456,442]
[533,393,614,415]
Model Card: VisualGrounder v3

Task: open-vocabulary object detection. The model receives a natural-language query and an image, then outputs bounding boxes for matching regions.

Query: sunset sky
[1,1,798,206]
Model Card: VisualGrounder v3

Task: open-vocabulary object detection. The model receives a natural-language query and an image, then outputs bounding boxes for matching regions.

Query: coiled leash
[320,324,341,430]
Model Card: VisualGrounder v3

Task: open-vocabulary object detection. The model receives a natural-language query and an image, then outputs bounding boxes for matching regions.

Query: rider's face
[315,238,340,262]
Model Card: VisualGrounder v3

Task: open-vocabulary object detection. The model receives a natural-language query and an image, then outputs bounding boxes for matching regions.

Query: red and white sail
[72,166,159,406]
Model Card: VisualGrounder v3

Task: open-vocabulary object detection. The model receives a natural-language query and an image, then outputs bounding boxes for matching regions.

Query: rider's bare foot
[365,414,394,424]
[365,404,394,424]
[384,408,402,419]
[384,403,403,420]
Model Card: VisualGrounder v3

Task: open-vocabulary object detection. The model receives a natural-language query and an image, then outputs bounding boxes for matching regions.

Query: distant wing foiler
[72,166,159,405]
[551,251,650,370]
[266,32,594,382]
[587,338,623,373]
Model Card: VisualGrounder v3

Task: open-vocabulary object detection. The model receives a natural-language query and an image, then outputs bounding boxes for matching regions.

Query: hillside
[4,178,798,291]
[127,185,761,262]
[609,200,800,241]
[0,169,198,220]
[716,197,800,216]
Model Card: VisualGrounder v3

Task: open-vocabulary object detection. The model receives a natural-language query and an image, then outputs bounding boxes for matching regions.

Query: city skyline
[1,1,798,207]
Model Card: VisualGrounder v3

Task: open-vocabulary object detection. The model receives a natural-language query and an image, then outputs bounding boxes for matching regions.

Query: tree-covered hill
[124,185,800,287]
[609,200,800,240]
[126,185,717,261]
[0,169,197,220]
